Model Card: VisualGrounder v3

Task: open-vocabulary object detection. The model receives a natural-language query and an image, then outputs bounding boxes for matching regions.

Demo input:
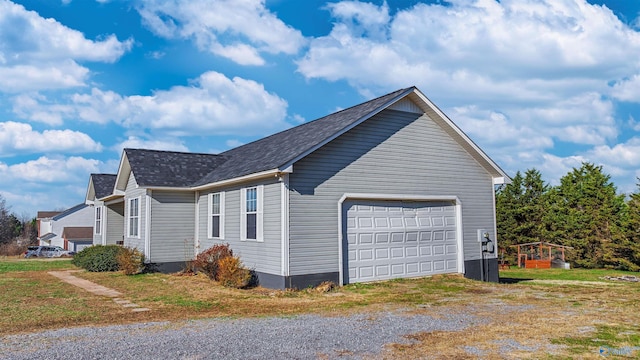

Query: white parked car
[24,246,74,258]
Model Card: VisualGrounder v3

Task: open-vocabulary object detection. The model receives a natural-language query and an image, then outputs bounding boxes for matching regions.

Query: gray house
[85,174,122,246]
[86,87,508,288]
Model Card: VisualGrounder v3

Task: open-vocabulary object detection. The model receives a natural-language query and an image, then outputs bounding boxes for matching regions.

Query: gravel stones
[0,309,479,360]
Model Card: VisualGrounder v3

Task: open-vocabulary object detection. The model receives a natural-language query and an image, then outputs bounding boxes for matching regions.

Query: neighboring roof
[37,211,62,219]
[52,204,88,221]
[110,86,508,192]
[92,174,117,199]
[62,227,93,240]
[194,88,411,185]
[124,149,227,187]
[39,233,56,241]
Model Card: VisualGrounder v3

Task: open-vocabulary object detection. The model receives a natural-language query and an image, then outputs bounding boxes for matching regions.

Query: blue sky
[1,0,640,216]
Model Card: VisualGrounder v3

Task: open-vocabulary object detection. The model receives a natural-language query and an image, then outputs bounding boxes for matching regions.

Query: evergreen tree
[495,169,548,263]
[542,163,625,268]
[618,181,640,271]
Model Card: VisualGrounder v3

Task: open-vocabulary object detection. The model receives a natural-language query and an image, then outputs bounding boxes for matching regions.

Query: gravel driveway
[0,309,480,359]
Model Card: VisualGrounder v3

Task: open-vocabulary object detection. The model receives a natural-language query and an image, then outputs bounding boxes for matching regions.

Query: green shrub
[72,245,122,272]
[217,255,251,288]
[192,243,233,280]
[117,247,146,275]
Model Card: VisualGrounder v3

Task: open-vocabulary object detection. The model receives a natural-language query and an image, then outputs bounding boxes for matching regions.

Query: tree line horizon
[496,162,640,271]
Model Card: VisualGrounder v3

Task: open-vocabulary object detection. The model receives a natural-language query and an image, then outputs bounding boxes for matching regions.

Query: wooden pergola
[511,242,573,269]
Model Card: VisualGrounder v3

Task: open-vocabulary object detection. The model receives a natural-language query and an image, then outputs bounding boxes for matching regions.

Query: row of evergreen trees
[496,163,640,271]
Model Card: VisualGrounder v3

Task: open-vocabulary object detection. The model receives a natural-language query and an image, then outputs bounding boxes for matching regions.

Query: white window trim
[207,192,225,239]
[127,196,141,239]
[94,206,102,235]
[240,185,263,242]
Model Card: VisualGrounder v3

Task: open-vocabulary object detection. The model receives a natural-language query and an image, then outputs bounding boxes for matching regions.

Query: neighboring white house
[36,204,94,250]
[86,87,509,289]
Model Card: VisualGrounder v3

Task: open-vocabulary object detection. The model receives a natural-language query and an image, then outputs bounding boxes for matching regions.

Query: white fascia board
[98,193,124,202]
[84,177,95,204]
[85,200,95,206]
[191,168,281,191]
[104,197,124,206]
[339,193,460,203]
[113,152,131,192]
[410,89,510,181]
[493,177,508,185]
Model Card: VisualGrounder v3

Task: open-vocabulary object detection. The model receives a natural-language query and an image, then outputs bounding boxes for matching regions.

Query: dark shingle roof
[52,204,88,221]
[62,227,93,240]
[91,174,117,199]
[124,149,227,187]
[193,87,411,185]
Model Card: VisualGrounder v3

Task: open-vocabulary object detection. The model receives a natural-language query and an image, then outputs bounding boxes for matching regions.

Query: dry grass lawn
[2,259,639,359]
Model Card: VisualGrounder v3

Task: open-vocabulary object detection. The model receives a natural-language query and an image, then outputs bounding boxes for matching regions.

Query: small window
[208,192,225,239]
[241,186,263,241]
[128,197,140,238]
[94,206,102,235]
[246,188,257,239]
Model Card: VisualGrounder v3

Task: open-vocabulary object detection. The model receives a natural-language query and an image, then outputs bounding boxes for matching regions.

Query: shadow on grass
[499,277,534,284]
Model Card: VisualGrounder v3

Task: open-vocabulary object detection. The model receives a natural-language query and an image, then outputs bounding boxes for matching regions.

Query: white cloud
[0,121,102,156]
[0,155,102,183]
[296,0,640,190]
[0,0,133,92]
[112,136,189,154]
[136,0,305,65]
[298,0,640,98]
[587,137,640,168]
[225,139,244,148]
[611,74,640,102]
[14,71,290,137]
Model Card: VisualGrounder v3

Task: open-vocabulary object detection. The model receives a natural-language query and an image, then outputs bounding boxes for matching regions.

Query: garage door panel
[375,248,389,259]
[376,265,390,277]
[420,262,432,272]
[359,233,373,244]
[390,218,404,228]
[391,264,405,275]
[346,200,458,284]
[419,246,431,256]
[376,233,390,243]
[390,247,404,258]
[374,217,389,227]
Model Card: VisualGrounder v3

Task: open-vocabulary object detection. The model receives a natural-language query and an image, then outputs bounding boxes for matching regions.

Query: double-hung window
[128,197,140,238]
[94,206,102,235]
[241,186,263,241]
[208,192,225,239]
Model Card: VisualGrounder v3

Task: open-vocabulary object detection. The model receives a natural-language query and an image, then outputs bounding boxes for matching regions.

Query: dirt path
[48,270,150,312]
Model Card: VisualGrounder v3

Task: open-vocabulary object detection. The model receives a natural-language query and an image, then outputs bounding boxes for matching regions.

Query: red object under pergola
[511,242,573,269]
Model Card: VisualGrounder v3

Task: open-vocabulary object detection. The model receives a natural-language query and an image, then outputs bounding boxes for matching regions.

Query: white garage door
[74,243,92,252]
[345,200,458,283]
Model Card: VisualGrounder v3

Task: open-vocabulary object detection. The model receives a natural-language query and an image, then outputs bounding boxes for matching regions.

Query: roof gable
[108,86,508,190]
[52,204,88,221]
[193,88,412,186]
[115,149,227,190]
[86,174,117,203]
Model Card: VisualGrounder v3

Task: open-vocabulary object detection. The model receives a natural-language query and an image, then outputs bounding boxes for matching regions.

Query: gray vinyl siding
[105,201,124,245]
[288,108,495,276]
[149,190,195,263]
[197,178,282,275]
[124,172,146,253]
